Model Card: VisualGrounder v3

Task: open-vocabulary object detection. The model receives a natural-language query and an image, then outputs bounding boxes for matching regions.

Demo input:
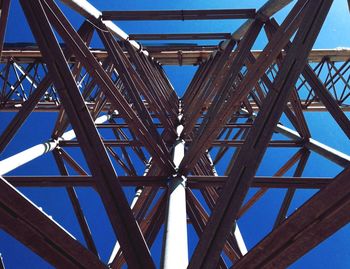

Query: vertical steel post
[161,101,188,269]
[0,0,10,57]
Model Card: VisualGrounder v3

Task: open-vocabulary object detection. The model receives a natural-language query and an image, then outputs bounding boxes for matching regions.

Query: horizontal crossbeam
[4,175,333,189]
[102,9,256,21]
[1,47,348,65]
[129,33,232,40]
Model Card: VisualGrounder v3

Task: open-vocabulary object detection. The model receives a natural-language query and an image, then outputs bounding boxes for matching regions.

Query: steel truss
[0,0,349,268]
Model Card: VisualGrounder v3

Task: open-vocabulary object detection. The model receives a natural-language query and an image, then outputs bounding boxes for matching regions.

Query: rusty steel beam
[20,0,155,268]
[251,102,350,112]
[264,25,311,139]
[266,18,350,140]
[0,0,348,268]
[188,1,333,267]
[109,192,167,269]
[1,47,349,65]
[129,33,232,40]
[303,60,350,138]
[50,20,96,139]
[41,0,174,171]
[96,23,175,150]
[53,150,99,256]
[274,149,310,227]
[122,40,177,134]
[0,174,200,187]
[0,75,50,153]
[186,189,232,269]
[240,107,350,169]
[183,40,239,134]
[191,154,248,261]
[0,20,94,154]
[0,176,107,269]
[4,175,333,189]
[58,139,304,148]
[236,148,305,219]
[180,19,264,172]
[107,163,155,268]
[276,124,350,168]
[233,166,350,269]
[60,0,143,53]
[0,0,10,56]
[180,0,309,174]
[102,9,256,21]
[3,100,350,113]
[218,0,292,49]
[4,176,96,187]
[189,176,333,189]
[107,161,164,268]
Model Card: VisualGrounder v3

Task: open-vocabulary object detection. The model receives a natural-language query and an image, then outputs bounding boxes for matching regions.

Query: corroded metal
[0,0,349,268]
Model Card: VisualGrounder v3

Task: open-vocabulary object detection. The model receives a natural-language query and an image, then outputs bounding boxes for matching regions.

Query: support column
[0,0,10,57]
[161,103,188,269]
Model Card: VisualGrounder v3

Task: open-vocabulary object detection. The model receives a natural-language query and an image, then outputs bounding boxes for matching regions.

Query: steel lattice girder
[0,0,350,268]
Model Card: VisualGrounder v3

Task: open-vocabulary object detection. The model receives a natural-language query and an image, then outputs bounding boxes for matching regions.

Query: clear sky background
[0,0,350,268]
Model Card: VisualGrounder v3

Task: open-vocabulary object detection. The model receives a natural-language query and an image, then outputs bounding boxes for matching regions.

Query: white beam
[60,0,147,55]
[161,111,188,269]
[241,109,350,168]
[0,114,110,175]
[276,124,350,168]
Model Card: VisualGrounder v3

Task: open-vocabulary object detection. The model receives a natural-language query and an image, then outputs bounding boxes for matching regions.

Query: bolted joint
[167,174,187,190]
[136,41,143,53]
[218,40,226,51]
[256,11,270,23]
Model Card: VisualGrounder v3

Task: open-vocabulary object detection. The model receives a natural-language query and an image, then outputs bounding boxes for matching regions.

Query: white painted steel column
[0,114,110,175]
[161,107,188,269]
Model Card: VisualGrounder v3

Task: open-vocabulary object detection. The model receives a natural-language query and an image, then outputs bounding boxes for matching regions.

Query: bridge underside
[0,0,350,268]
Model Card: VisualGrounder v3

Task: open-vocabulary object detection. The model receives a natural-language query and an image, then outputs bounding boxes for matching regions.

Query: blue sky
[1,0,350,268]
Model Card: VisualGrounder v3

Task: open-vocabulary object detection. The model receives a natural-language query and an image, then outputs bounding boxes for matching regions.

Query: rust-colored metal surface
[0,0,349,268]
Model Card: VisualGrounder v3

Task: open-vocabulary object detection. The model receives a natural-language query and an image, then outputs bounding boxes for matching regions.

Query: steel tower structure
[0,0,350,268]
